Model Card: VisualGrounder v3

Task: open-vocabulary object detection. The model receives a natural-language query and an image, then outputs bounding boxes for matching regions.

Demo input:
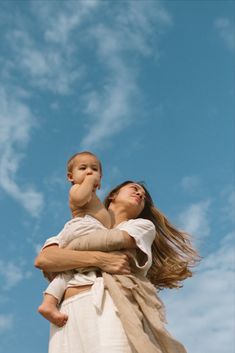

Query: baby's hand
[85,174,101,189]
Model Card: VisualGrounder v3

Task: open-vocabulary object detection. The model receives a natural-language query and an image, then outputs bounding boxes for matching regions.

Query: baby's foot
[38,302,68,327]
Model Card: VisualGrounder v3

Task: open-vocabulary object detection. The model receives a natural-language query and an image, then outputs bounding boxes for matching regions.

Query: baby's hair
[67,151,103,176]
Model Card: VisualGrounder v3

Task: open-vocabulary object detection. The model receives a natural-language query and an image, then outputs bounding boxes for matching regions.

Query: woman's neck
[108,206,130,227]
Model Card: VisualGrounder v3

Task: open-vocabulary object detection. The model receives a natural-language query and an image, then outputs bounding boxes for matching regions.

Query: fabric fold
[103,272,187,353]
[91,277,105,312]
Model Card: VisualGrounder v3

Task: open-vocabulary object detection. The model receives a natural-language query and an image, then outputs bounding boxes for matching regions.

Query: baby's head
[67,151,102,185]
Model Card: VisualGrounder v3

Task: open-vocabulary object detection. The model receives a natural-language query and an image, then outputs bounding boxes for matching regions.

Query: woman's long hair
[104,181,200,289]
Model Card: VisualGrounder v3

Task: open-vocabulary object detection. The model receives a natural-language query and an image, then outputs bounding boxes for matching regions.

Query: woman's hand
[97,251,131,274]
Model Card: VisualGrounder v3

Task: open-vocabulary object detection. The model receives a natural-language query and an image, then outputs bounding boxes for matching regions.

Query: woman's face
[111,183,146,218]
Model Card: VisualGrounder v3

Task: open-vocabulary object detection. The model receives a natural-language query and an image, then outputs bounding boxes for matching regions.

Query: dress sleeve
[42,235,60,250]
[41,218,72,250]
[117,218,156,275]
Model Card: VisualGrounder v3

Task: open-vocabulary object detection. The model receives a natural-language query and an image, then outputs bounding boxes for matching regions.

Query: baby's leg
[38,272,72,327]
[38,293,68,327]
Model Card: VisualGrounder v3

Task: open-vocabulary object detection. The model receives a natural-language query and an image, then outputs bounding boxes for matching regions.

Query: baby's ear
[67,172,73,182]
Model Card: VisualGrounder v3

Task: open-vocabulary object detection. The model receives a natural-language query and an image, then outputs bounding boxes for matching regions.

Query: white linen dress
[42,217,155,353]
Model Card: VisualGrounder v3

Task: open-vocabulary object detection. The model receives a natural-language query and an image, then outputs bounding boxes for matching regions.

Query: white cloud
[161,231,235,353]
[81,62,136,148]
[96,184,110,201]
[227,190,235,222]
[116,0,172,55]
[0,314,13,332]
[7,30,82,95]
[80,1,172,149]
[9,1,99,94]
[225,190,235,223]
[0,85,44,217]
[178,200,211,240]
[0,259,32,291]
[3,1,172,151]
[214,17,235,51]
[220,186,235,224]
[181,175,201,192]
[33,243,43,255]
[41,0,99,44]
[0,1,172,213]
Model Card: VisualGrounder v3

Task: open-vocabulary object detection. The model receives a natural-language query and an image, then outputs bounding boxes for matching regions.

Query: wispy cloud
[40,0,99,44]
[178,199,211,241]
[4,2,99,95]
[23,0,173,150]
[33,243,43,255]
[81,63,136,148]
[96,184,110,201]
[0,86,44,216]
[0,2,100,215]
[214,17,235,51]
[6,29,82,95]
[227,190,235,223]
[221,187,235,224]
[0,259,32,291]
[0,314,13,332]
[181,175,201,193]
[161,231,235,353]
[80,0,172,148]
[0,1,172,213]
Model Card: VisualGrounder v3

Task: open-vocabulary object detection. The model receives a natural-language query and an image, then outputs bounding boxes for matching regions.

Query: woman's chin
[126,202,143,217]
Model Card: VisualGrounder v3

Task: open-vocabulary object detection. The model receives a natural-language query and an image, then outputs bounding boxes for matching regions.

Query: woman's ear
[108,192,117,202]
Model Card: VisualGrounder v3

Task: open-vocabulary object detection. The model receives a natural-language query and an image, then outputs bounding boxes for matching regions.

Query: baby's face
[68,155,102,185]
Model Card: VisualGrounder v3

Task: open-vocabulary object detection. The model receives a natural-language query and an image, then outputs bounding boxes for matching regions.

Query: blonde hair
[67,151,102,176]
[104,181,200,289]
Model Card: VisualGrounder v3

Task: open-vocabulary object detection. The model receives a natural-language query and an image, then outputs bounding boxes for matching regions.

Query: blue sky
[0,1,234,352]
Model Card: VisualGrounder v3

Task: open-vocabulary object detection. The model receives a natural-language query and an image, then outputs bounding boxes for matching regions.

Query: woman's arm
[122,231,136,248]
[34,245,131,274]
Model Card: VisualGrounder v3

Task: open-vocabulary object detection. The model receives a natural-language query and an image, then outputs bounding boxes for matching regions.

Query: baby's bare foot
[38,302,68,327]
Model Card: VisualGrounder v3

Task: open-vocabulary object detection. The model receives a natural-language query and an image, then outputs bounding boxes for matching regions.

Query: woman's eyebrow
[132,184,146,195]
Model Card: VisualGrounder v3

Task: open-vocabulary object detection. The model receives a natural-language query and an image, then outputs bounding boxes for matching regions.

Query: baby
[38,151,130,327]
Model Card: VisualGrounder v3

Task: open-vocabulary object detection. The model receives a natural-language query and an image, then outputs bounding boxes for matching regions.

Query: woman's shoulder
[117,218,156,239]
[123,218,155,230]
[117,218,156,250]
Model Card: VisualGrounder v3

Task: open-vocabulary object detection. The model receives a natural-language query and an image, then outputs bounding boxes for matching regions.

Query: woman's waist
[63,285,92,300]
[63,270,103,300]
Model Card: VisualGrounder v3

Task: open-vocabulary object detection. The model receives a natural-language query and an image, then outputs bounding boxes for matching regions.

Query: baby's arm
[66,229,136,251]
[70,175,99,207]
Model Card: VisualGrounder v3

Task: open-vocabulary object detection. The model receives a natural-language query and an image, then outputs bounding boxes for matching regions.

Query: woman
[35,181,199,353]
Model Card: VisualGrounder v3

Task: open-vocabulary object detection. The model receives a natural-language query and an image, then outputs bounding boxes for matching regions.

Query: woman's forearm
[34,245,131,274]
[34,245,102,272]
